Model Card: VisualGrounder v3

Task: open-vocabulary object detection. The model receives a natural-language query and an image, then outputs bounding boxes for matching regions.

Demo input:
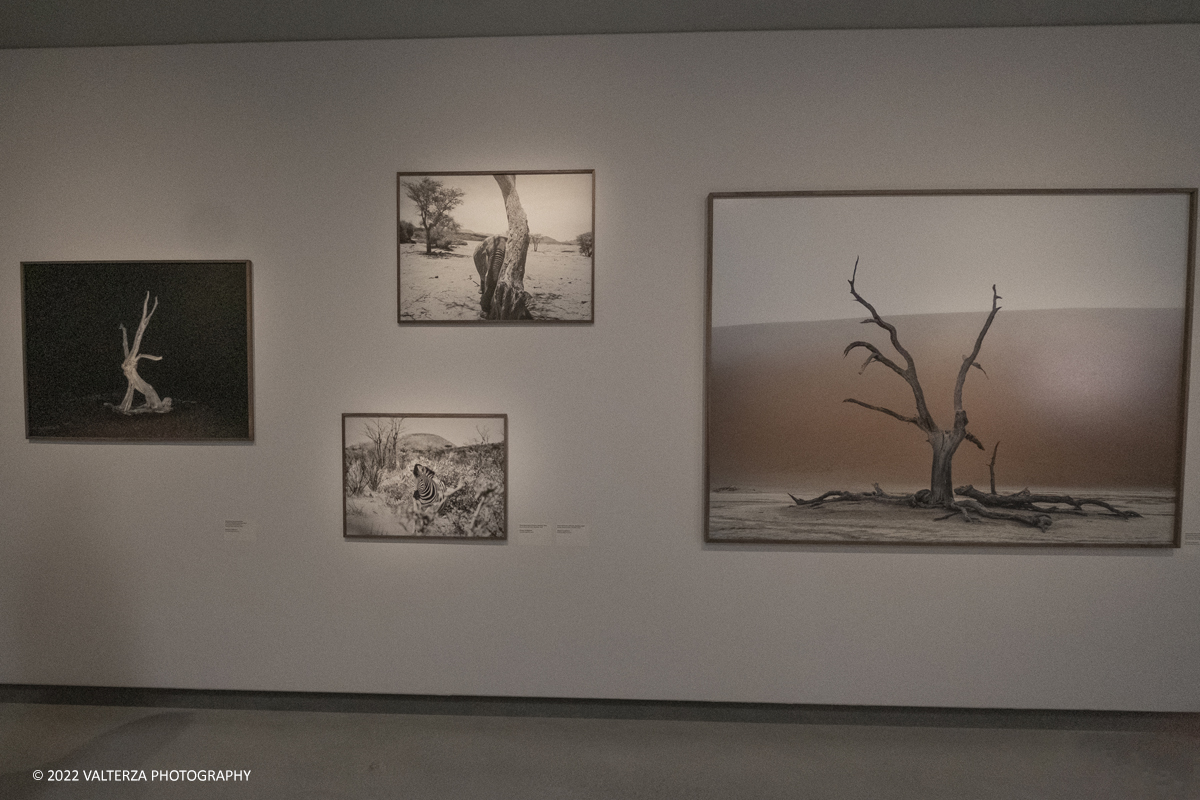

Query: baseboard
[1,684,1196,732]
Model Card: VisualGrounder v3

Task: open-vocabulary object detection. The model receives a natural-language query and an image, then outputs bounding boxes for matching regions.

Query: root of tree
[788,483,1139,532]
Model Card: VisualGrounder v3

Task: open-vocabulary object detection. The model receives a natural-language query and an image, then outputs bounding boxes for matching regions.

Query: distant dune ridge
[709,307,1185,492]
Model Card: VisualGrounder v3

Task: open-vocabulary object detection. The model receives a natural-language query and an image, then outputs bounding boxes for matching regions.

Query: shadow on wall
[0,711,193,798]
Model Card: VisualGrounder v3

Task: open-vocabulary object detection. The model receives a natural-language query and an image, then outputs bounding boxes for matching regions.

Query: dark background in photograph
[22,261,251,440]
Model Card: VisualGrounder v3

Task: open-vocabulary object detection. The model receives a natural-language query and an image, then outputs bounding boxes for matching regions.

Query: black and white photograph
[22,260,253,441]
[343,413,508,540]
[707,190,1196,547]
[398,170,594,323]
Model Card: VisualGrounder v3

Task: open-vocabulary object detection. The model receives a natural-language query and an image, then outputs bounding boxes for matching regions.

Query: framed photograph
[706,189,1196,547]
[343,413,508,540]
[398,170,594,323]
[22,260,253,442]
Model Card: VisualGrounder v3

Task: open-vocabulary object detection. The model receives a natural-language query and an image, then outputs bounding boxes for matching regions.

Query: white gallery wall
[2,25,1199,711]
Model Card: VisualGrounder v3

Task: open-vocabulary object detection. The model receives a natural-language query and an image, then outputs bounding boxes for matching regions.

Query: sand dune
[709,307,1186,492]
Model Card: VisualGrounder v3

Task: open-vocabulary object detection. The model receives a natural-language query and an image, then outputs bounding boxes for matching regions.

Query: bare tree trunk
[842,261,997,506]
[113,292,171,415]
[486,174,534,320]
[118,366,164,412]
[928,431,961,506]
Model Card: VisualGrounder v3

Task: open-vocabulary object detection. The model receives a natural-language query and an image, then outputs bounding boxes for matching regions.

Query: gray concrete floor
[1,702,1197,799]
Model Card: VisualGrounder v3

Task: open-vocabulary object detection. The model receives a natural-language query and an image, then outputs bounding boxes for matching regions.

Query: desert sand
[708,488,1176,545]
[399,241,592,321]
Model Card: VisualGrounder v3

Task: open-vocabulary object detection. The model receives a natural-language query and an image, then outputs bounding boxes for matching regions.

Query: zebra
[412,463,446,515]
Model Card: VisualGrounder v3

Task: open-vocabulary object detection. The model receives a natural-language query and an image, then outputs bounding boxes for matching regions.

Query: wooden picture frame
[22,260,253,442]
[343,413,508,540]
[706,189,1196,546]
[397,170,595,324]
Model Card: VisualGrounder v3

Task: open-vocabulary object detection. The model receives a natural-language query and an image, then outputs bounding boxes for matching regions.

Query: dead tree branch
[841,398,920,427]
[843,258,936,433]
[790,484,1053,530]
[789,484,920,508]
[935,498,1052,530]
[951,284,1001,436]
[988,442,1000,494]
[954,485,1140,519]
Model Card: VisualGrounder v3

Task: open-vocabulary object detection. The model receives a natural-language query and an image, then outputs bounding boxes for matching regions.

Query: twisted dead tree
[788,260,1036,529]
[789,260,1138,530]
[110,291,172,415]
[842,257,997,506]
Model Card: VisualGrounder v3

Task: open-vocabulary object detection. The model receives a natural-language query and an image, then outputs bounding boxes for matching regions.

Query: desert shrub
[430,220,461,251]
[345,451,383,496]
[399,443,505,536]
[345,458,366,496]
[398,219,417,243]
[379,476,410,512]
[345,448,384,495]
[575,231,594,257]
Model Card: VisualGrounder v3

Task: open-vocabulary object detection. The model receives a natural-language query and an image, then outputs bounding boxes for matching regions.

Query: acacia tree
[403,178,465,254]
[114,291,172,415]
[841,258,998,506]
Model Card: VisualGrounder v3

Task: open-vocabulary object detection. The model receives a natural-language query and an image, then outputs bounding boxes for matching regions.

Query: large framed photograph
[707,189,1196,547]
[398,170,594,323]
[343,413,508,540]
[22,260,253,442]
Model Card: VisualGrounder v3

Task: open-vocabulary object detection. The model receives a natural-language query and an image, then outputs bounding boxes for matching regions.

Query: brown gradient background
[709,307,1186,492]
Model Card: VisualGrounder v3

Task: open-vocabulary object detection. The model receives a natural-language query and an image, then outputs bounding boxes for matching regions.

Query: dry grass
[345,442,505,538]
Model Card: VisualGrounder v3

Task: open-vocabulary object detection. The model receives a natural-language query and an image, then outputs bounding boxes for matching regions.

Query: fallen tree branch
[954,485,1140,519]
[935,498,1052,530]
[789,483,920,508]
[789,483,1055,530]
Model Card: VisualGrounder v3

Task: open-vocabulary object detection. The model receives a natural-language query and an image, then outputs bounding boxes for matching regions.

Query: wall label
[555,524,589,547]
[223,519,257,542]
[516,523,553,546]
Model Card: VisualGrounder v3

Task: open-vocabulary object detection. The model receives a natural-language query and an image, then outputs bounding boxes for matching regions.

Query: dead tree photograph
[706,190,1195,546]
[110,291,173,415]
[789,259,1140,532]
[22,261,253,441]
[397,170,594,323]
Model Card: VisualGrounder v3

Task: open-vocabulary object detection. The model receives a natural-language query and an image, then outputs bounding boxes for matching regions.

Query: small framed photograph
[21,260,253,442]
[398,170,594,323]
[342,413,508,540]
[707,189,1196,547]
